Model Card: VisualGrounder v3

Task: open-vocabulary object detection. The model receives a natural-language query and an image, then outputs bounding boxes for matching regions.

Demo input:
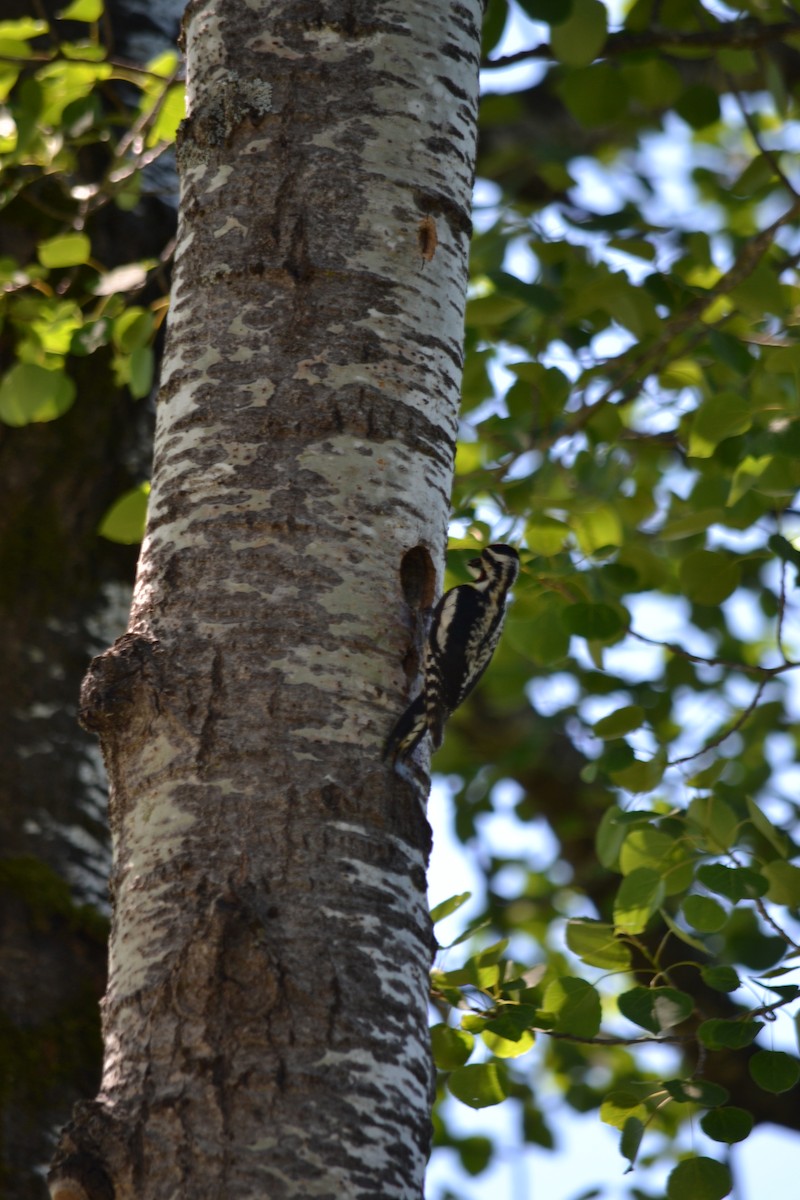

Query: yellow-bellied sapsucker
[385,543,520,763]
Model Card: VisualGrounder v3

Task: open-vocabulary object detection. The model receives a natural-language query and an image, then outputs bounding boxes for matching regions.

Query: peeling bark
[50,2,483,1197]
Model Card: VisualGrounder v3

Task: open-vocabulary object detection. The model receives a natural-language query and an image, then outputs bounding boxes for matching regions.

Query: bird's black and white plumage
[385,543,520,762]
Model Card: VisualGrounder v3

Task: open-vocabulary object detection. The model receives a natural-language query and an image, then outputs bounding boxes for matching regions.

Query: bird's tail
[383,693,427,763]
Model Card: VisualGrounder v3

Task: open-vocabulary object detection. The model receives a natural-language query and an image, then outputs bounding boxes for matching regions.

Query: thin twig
[627,628,799,679]
[668,677,769,768]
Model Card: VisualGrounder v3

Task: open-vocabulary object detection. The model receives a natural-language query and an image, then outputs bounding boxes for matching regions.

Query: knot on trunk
[48,1100,119,1200]
[79,632,162,737]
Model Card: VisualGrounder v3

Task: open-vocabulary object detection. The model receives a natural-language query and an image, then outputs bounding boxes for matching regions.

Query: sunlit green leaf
[761,860,800,906]
[543,976,601,1038]
[430,892,471,924]
[431,1024,474,1070]
[448,1062,508,1109]
[58,0,103,18]
[146,83,185,146]
[688,393,752,458]
[571,506,623,553]
[98,482,150,544]
[0,363,76,426]
[613,868,664,935]
[600,1089,648,1130]
[619,827,693,893]
[38,232,91,268]
[565,919,631,970]
[481,1023,536,1059]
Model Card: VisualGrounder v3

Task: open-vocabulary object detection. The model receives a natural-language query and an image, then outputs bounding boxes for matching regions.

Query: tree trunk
[49,2,482,1197]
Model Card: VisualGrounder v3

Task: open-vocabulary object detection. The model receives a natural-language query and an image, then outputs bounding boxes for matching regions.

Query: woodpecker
[385,543,520,763]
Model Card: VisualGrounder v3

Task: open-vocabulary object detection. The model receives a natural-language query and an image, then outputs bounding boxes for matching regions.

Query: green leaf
[621,58,682,108]
[620,1115,644,1170]
[146,83,185,145]
[448,1062,508,1109]
[543,976,601,1037]
[688,393,752,458]
[675,85,721,130]
[557,63,628,126]
[761,860,800,905]
[71,316,112,356]
[663,1079,729,1107]
[696,863,768,902]
[571,506,622,553]
[550,0,607,67]
[746,796,788,856]
[518,0,572,24]
[465,293,525,328]
[749,1050,800,1094]
[518,596,570,665]
[697,1019,762,1051]
[666,1156,731,1200]
[98,482,150,544]
[565,918,631,970]
[608,752,666,795]
[660,907,711,955]
[617,986,693,1034]
[454,1134,493,1176]
[593,705,644,740]
[563,602,624,641]
[619,827,693,894]
[113,307,155,353]
[701,966,741,993]
[0,18,48,40]
[37,232,91,268]
[430,1024,474,1070]
[769,533,800,571]
[600,1090,648,1131]
[679,550,740,605]
[0,363,76,426]
[525,515,569,555]
[596,806,653,869]
[700,1107,754,1144]
[129,345,154,399]
[481,0,508,56]
[430,892,471,924]
[613,867,664,934]
[728,455,772,506]
[682,895,727,933]
[481,1023,535,1059]
[686,794,740,852]
[58,0,103,18]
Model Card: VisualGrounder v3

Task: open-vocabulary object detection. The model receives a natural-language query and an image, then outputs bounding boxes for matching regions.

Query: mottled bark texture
[49,3,482,1198]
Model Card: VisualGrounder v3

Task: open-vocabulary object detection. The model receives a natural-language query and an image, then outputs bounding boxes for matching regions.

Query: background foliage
[2,2,800,1198]
[432,1,800,1197]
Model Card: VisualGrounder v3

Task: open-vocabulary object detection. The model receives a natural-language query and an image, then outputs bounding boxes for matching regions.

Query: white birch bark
[49,2,482,1197]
